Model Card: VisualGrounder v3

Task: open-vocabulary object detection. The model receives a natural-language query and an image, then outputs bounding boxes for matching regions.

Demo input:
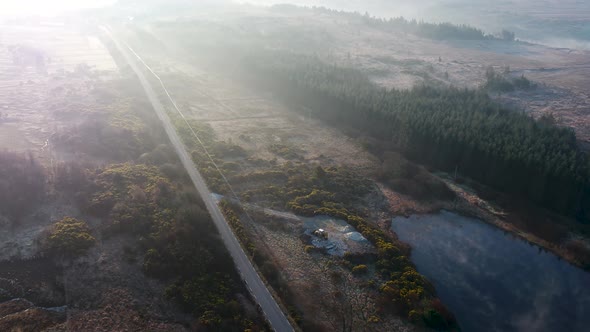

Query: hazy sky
[0,0,117,16]
[0,0,426,18]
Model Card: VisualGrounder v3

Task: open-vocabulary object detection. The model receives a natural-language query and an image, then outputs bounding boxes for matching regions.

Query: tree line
[484,66,536,92]
[243,53,590,220]
[270,4,511,41]
[0,152,45,224]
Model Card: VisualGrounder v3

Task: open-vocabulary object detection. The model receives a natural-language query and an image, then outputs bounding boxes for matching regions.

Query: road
[103,28,294,332]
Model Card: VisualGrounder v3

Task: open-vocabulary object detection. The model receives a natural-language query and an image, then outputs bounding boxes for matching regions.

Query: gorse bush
[352,264,368,275]
[228,161,455,327]
[69,161,265,330]
[44,217,95,257]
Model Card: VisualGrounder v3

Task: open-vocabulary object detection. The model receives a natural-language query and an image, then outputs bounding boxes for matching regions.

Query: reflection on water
[391,210,590,332]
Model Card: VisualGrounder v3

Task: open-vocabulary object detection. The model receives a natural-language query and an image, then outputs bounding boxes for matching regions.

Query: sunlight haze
[0,0,116,16]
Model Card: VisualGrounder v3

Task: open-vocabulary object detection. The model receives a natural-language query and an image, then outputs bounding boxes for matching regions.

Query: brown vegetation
[0,307,65,332]
[376,152,455,202]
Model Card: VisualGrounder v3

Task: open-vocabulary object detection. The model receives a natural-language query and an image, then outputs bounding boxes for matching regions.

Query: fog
[240,0,590,49]
[3,0,589,49]
[0,0,589,331]
[0,0,117,16]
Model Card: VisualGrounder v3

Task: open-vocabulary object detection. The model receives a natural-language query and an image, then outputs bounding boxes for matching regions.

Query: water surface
[391,210,590,332]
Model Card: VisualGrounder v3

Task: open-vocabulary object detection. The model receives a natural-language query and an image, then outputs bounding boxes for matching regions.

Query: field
[0,22,117,162]
[165,71,377,171]
[0,20,118,261]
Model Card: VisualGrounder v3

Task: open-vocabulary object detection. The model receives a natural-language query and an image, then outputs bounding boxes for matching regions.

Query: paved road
[104,28,294,332]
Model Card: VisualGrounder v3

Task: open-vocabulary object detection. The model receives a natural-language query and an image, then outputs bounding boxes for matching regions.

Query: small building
[312,228,328,239]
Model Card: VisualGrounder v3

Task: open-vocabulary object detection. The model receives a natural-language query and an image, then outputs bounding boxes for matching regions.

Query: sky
[0,0,117,16]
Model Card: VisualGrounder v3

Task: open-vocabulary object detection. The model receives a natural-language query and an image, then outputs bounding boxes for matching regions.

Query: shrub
[378,152,455,201]
[268,143,302,160]
[423,308,449,329]
[352,264,368,275]
[484,67,536,92]
[304,245,317,253]
[44,217,95,257]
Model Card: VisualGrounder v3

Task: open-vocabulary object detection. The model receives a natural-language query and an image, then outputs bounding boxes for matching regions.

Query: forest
[484,67,536,92]
[242,53,590,221]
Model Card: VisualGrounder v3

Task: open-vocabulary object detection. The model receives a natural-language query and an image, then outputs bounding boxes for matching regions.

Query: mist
[240,0,590,49]
[0,1,589,332]
[0,0,117,16]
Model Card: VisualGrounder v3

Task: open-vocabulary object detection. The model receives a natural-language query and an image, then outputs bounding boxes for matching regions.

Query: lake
[391,210,590,332]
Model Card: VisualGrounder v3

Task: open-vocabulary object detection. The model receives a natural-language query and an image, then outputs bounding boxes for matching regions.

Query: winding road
[103,27,294,332]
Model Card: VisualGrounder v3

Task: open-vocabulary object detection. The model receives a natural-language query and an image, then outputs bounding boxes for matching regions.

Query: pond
[391,210,590,332]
